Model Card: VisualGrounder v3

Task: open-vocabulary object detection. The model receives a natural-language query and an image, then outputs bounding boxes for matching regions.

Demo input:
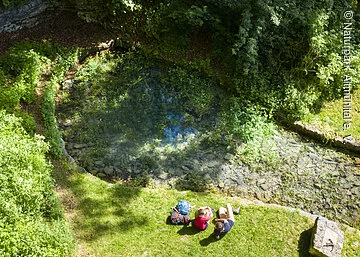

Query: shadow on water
[298,227,313,257]
[55,58,227,242]
[58,56,223,184]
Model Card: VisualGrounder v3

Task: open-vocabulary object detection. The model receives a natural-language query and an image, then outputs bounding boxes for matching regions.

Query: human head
[198,208,206,215]
[215,221,224,232]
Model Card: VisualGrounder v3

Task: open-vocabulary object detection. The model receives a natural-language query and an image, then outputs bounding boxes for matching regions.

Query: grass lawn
[53,160,360,257]
[303,89,360,141]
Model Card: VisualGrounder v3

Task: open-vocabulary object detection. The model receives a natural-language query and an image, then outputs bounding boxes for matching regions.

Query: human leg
[226,203,234,221]
[218,207,227,219]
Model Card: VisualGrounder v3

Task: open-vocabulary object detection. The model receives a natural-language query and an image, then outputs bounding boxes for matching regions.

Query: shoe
[233,207,240,215]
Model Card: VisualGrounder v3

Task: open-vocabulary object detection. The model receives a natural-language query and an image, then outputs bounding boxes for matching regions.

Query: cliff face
[0,0,52,33]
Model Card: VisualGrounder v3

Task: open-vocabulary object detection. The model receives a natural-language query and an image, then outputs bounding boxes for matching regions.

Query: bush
[0,218,73,257]
[142,0,359,121]
[220,99,275,142]
[13,109,38,135]
[219,98,279,166]
[0,44,48,111]
[0,48,45,103]
[0,111,74,256]
[1,0,28,9]
[42,83,63,158]
[0,42,78,157]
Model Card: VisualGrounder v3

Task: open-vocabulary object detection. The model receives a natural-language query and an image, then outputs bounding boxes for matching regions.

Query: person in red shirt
[194,206,213,230]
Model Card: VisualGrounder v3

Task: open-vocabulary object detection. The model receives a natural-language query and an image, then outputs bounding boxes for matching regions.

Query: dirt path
[0,10,117,53]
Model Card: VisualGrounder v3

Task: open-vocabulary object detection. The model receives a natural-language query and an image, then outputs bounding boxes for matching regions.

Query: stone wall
[0,0,54,32]
[291,121,360,155]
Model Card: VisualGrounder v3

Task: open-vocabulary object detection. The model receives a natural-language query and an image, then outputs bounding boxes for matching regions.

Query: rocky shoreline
[63,122,360,227]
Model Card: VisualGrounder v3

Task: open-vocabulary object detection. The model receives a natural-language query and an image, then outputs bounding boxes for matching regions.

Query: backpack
[176,200,191,215]
[171,211,191,225]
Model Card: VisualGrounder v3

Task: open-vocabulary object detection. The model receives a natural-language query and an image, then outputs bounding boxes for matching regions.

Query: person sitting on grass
[194,206,213,230]
[214,203,235,239]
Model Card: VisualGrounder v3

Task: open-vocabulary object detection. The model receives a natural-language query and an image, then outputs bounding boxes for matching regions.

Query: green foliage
[161,67,217,120]
[13,109,38,135]
[219,98,279,166]
[140,0,360,121]
[0,48,44,110]
[0,218,73,257]
[0,0,28,9]
[220,98,275,143]
[66,0,141,29]
[164,4,214,33]
[0,41,78,158]
[0,111,74,256]
[42,83,63,158]
[0,41,77,111]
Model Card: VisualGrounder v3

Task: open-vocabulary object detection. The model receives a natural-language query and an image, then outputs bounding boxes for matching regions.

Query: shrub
[1,0,28,9]
[0,44,49,111]
[0,42,78,157]
[0,111,74,256]
[219,98,279,166]
[0,218,73,257]
[42,82,63,158]
[13,109,38,135]
[220,98,275,142]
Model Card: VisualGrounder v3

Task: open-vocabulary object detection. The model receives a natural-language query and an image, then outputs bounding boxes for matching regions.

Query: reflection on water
[163,114,197,143]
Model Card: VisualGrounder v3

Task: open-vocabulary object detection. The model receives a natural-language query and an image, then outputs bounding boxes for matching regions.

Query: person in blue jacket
[214,203,235,239]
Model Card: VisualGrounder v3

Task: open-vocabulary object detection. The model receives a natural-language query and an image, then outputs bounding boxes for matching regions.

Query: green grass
[53,160,360,257]
[303,89,360,141]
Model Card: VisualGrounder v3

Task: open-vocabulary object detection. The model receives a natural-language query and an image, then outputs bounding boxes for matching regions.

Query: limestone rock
[73,143,88,149]
[309,216,344,257]
[97,173,107,179]
[0,0,49,33]
[157,173,168,180]
[104,166,114,175]
[224,153,234,160]
[94,160,105,167]
[89,168,99,175]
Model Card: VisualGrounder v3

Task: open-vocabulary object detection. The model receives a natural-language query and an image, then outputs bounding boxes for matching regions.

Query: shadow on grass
[177,224,201,236]
[199,233,218,246]
[165,215,200,235]
[59,170,148,242]
[298,227,313,257]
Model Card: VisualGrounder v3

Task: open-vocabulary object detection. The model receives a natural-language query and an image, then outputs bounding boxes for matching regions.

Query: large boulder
[309,216,344,257]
